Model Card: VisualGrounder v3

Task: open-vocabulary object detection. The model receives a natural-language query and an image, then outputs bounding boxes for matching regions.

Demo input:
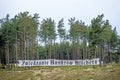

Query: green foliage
[89,14,114,61]
[57,18,65,40]
[39,18,56,59]
[39,18,56,42]
[0,12,120,67]
[0,12,39,64]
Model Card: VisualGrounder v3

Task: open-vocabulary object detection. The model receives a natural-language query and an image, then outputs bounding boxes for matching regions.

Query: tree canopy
[0,12,120,68]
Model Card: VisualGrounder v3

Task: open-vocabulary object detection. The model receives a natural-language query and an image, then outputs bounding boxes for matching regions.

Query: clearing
[0,64,120,80]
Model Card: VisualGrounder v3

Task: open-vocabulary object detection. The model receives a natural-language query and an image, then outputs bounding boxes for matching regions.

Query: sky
[0,0,120,35]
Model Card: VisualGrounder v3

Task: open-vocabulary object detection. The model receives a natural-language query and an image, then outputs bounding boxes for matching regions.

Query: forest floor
[0,63,120,80]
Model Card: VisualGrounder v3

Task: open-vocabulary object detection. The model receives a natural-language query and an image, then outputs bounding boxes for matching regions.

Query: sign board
[18,58,100,67]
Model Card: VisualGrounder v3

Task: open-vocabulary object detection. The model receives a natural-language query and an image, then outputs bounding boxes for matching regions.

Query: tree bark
[16,31,18,63]
[77,37,80,59]
[108,41,112,63]
[72,38,75,60]
[66,42,69,60]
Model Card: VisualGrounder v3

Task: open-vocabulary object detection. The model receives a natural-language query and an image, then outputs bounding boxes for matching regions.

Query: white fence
[18,58,100,67]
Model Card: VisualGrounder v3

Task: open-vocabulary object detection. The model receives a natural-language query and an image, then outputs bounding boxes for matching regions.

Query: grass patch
[0,63,120,80]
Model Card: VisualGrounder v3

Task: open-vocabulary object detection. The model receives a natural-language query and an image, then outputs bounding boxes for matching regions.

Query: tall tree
[39,18,56,59]
[57,18,65,59]
[15,12,39,60]
[89,14,104,60]
[100,20,112,63]
[110,27,118,62]
[68,17,76,59]
[0,14,16,68]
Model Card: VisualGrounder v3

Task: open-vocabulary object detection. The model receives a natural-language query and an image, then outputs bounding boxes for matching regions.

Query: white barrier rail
[18,58,100,67]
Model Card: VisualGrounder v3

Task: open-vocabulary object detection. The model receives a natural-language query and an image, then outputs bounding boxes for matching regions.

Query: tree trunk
[53,38,56,59]
[49,38,52,59]
[60,38,62,59]
[16,31,18,63]
[108,41,112,63]
[98,43,102,66]
[77,37,80,59]
[44,38,47,59]
[6,42,10,69]
[37,39,39,59]
[23,26,26,60]
[66,42,69,60]
[20,39,24,60]
[72,38,75,60]
[6,43,9,65]
[83,38,86,60]
[99,42,104,66]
